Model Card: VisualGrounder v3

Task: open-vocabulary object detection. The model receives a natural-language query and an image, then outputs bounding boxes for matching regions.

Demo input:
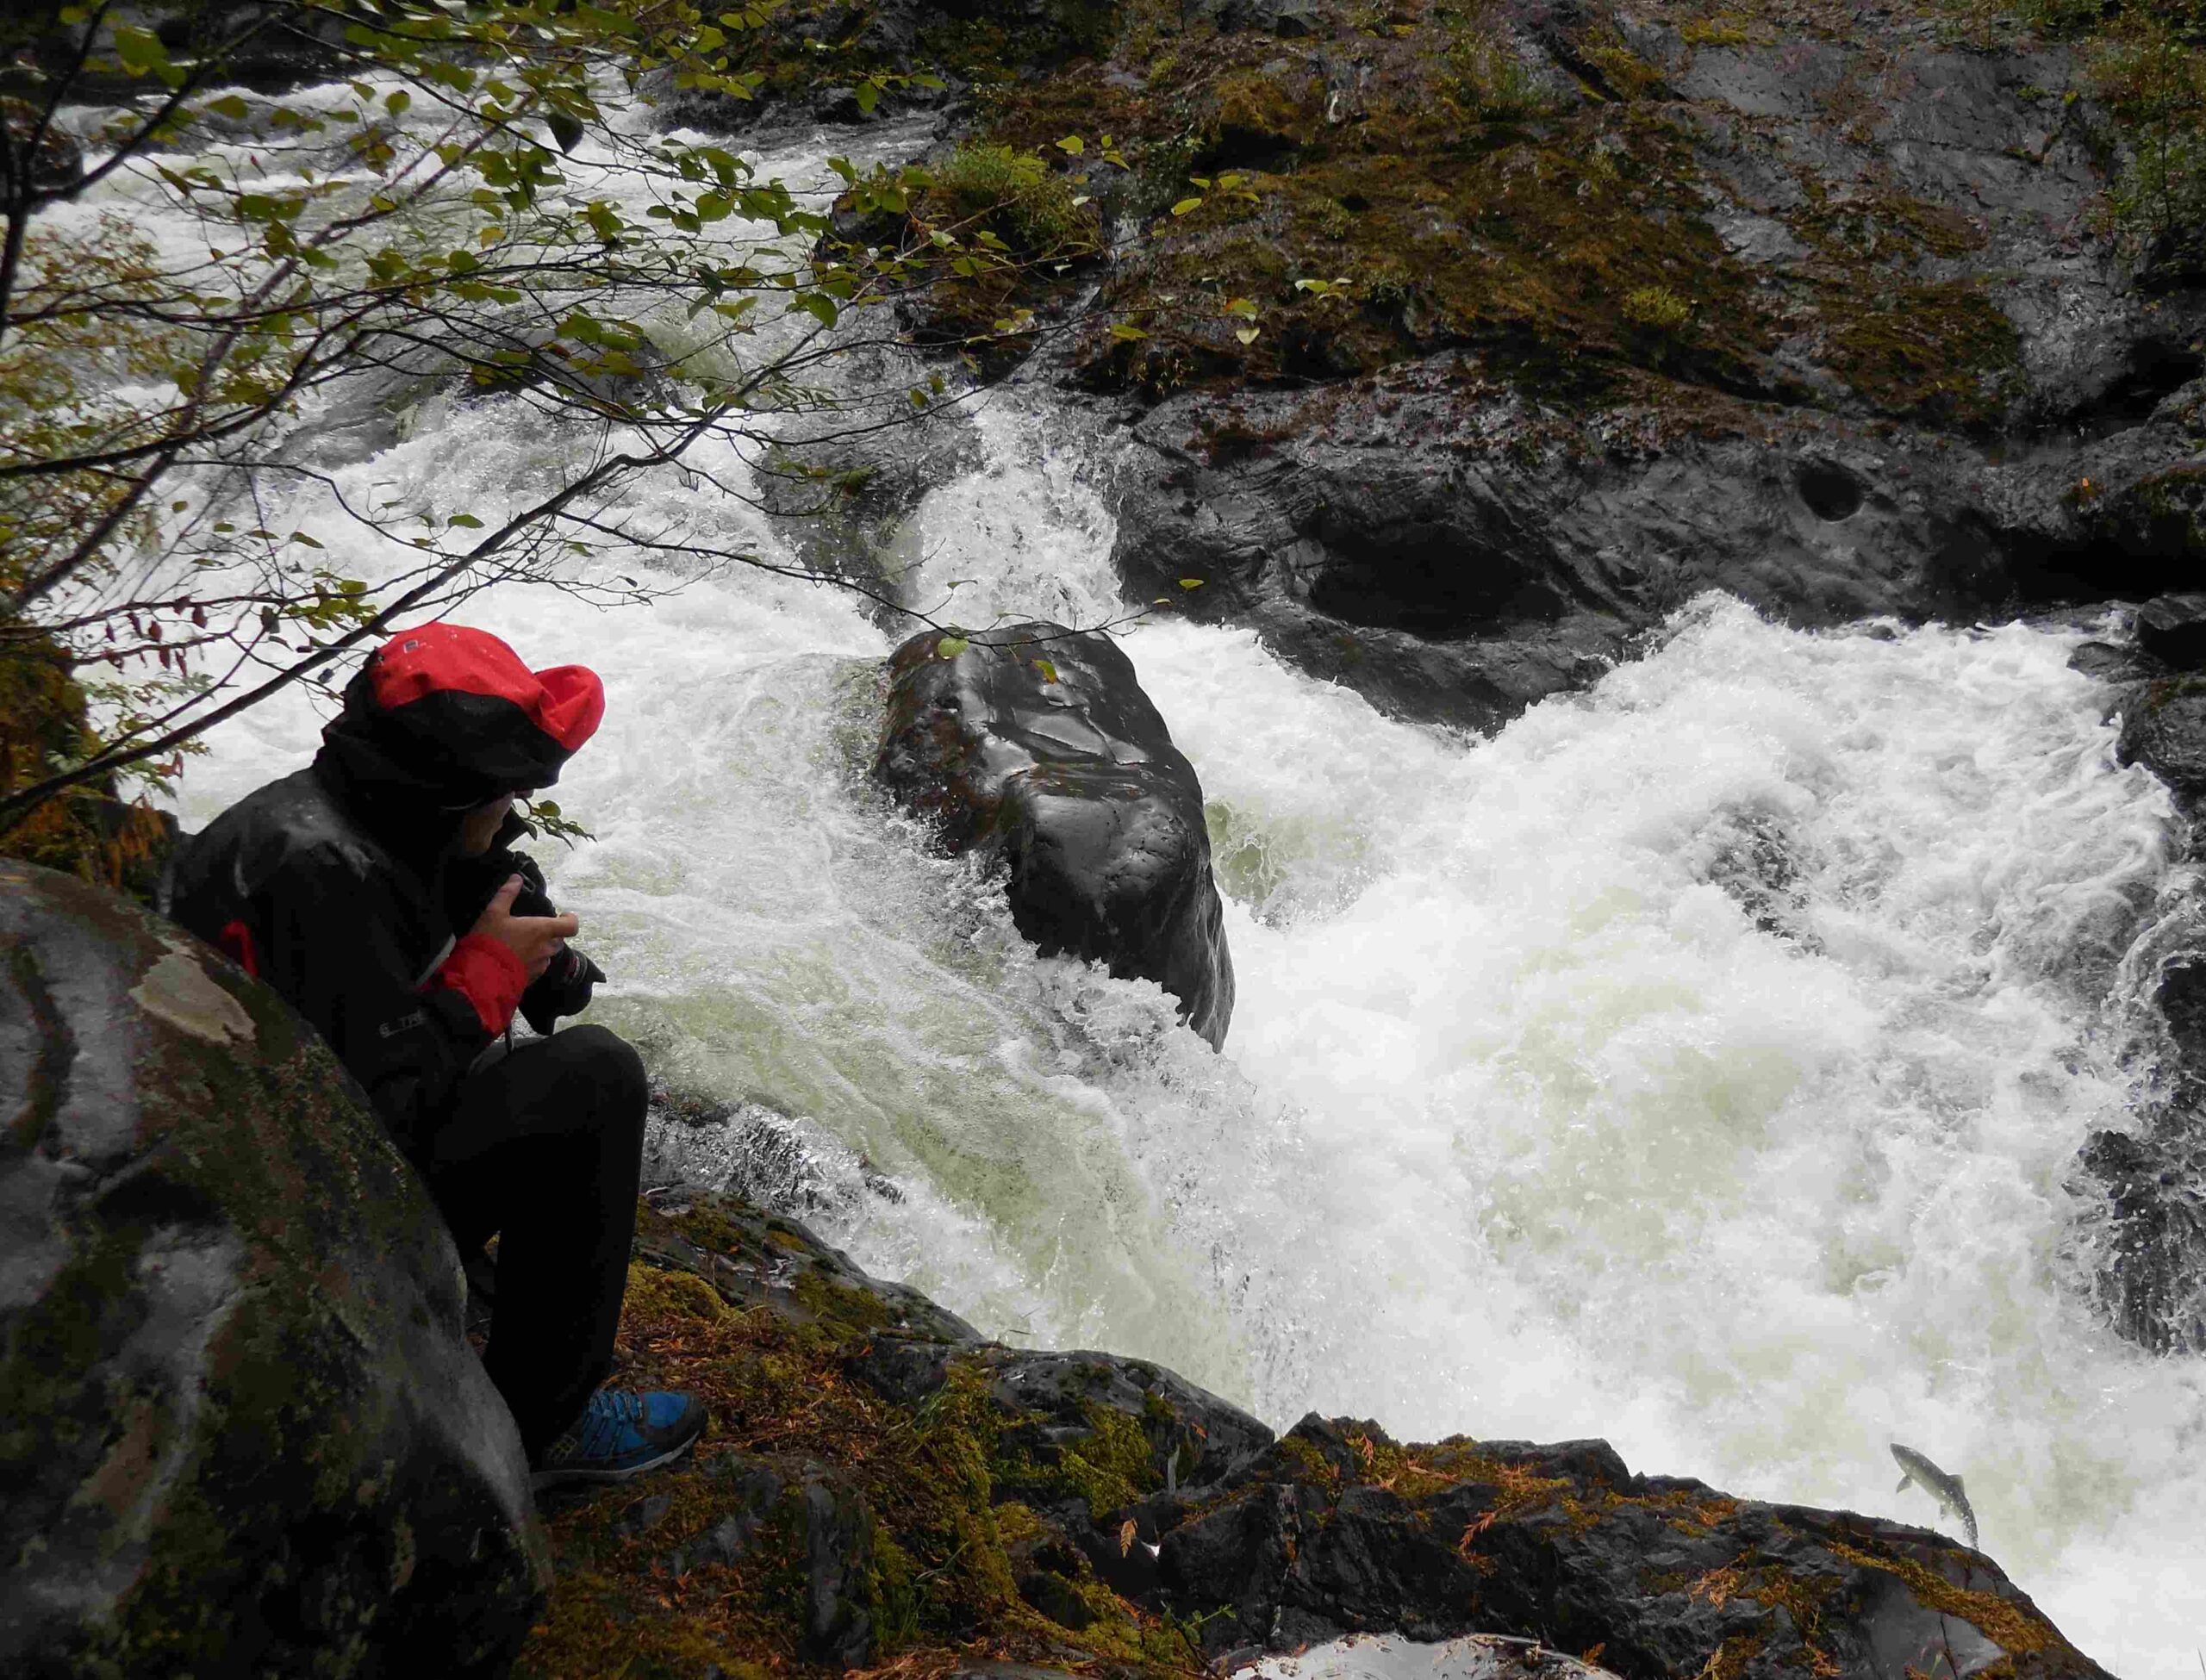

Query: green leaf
[1107,322,1149,341]
[1235,325,1261,345]
[1178,577,1206,589]
[112,26,166,70]
[1169,196,1203,216]
[1056,134,1083,154]
[448,513,485,528]
[206,94,250,121]
[385,89,412,117]
[854,80,880,115]
[936,635,970,659]
[1034,659,1059,682]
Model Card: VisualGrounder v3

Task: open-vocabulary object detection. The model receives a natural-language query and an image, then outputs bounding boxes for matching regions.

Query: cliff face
[519,1187,2111,1680]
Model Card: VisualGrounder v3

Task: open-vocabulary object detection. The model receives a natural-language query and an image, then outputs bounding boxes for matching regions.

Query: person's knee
[545,1024,648,1129]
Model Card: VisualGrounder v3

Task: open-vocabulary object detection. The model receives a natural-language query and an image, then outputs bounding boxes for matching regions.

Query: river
[69,85,2206,1678]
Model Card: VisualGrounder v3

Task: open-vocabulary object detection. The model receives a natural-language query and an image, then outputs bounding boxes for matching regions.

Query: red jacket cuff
[432,932,527,1036]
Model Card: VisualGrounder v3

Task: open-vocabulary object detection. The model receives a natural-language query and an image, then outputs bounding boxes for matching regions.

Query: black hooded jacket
[164,624,606,1167]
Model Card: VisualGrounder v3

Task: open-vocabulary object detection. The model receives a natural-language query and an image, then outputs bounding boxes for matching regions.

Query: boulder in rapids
[2134,594,2206,669]
[0,862,550,1676]
[874,624,1234,1047]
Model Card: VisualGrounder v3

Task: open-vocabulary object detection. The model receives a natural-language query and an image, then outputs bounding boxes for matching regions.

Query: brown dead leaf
[1119,1518,1137,1558]
[1455,1510,1498,1557]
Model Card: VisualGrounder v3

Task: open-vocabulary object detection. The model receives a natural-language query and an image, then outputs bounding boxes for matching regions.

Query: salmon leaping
[1890,1442,1978,1549]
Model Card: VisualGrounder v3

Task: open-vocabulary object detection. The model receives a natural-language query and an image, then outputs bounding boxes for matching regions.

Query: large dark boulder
[873,624,1234,1048]
[1110,369,2206,733]
[0,862,550,1675]
[2134,593,2206,669]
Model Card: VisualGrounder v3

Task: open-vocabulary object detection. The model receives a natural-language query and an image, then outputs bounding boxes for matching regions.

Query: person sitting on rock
[164,621,707,1490]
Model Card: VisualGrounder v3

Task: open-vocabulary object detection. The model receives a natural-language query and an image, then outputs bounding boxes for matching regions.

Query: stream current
[67,94,2206,1676]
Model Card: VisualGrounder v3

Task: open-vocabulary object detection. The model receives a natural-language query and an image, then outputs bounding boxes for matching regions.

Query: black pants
[425,1025,647,1461]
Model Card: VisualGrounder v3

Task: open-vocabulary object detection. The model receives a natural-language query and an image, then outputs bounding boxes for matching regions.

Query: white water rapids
[62,90,2206,1677]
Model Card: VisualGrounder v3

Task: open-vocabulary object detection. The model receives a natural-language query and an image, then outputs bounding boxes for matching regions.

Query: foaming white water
[126,86,2206,1677]
[1129,603,2206,1674]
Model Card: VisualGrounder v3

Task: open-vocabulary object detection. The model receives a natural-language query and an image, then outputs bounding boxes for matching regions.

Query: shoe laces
[577,1387,645,1454]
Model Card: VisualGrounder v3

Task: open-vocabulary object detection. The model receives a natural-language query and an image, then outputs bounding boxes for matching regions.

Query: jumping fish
[1890,1442,1978,1550]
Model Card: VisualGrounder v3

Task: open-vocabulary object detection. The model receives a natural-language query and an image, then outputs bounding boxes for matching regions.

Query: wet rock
[1694,808,1813,945]
[287,320,671,468]
[637,1187,981,1344]
[570,1185,2112,1677]
[874,623,1236,1046]
[749,396,984,594]
[1119,1416,2108,1678]
[651,1453,876,1666]
[2134,594,2206,669]
[2,96,84,201]
[1109,367,2206,732]
[644,1085,903,1217]
[0,862,549,1676]
[844,1337,1275,1505]
[2074,1128,2206,1356]
[2117,679,2206,806]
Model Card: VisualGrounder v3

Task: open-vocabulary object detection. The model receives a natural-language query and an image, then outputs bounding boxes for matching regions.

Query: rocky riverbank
[699,0,2205,730]
[520,1179,2111,1680]
[2,862,2116,1678]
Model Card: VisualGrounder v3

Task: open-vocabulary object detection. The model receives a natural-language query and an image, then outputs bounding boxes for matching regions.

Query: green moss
[520,1209,1215,1680]
[1212,65,1322,155]
[1436,18,1551,121]
[994,1397,1160,1515]
[925,142,1099,260]
[1680,13,1756,47]
[1824,1539,2067,1658]
[1622,284,1692,330]
[1275,1434,1343,1493]
[1819,277,2022,429]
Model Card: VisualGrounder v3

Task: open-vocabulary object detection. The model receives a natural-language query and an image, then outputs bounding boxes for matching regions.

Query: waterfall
[111,96,2206,1679]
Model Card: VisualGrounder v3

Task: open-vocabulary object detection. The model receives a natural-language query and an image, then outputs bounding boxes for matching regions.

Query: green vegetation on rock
[516,1199,1204,1680]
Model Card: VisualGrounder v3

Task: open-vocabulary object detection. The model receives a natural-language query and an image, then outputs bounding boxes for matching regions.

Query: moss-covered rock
[0,633,175,904]
[775,0,2202,732]
[0,862,549,1676]
[526,1189,2109,1678]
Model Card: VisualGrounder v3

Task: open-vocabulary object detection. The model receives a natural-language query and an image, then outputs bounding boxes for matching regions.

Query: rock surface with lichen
[686,0,2205,731]
[518,1185,2111,1680]
[0,862,550,1677]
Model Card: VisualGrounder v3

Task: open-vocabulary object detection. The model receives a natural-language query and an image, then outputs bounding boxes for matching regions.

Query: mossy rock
[520,1193,1225,1678]
[0,862,549,1676]
[0,634,175,904]
[528,1191,2108,1678]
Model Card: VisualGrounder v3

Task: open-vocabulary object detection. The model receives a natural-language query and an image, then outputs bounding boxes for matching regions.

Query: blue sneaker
[531,1388,707,1490]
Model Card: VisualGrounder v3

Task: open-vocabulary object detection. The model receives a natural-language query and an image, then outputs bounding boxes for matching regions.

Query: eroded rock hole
[1306,535,1563,636]
[1798,462,1865,523]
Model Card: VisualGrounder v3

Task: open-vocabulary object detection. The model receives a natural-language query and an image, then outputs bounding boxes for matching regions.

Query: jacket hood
[314,622,605,830]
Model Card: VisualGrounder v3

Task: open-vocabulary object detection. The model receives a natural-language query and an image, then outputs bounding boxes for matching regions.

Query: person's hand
[472,874,578,982]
